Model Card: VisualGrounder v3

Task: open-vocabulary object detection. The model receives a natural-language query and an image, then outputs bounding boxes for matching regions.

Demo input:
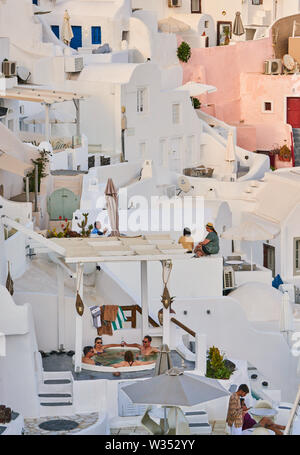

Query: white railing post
[74,263,84,373]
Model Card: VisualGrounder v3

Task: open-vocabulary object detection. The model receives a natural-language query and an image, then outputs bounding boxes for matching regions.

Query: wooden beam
[171,317,196,338]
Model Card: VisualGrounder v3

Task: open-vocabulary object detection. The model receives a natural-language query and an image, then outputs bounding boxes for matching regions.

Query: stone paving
[110,421,228,436]
[24,413,98,435]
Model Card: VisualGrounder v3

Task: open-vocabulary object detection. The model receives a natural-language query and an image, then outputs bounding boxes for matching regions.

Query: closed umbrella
[158,17,190,34]
[280,292,293,336]
[233,12,245,36]
[221,221,279,270]
[61,9,73,46]
[105,178,120,237]
[154,344,173,376]
[225,131,236,175]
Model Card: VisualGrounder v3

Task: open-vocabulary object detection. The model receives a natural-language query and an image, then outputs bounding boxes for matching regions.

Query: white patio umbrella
[221,221,279,270]
[122,368,229,434]
[61,9,73,46]
[175,81,217,96]
[280,292,294,337]
[105,178,120,237]
[158,17,191,34]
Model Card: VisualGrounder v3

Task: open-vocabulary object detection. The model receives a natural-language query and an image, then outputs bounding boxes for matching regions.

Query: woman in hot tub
[93,337,122,355]
[111,350,155,368]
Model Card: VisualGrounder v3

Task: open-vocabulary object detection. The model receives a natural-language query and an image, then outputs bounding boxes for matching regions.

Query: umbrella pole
[164,407,167,434]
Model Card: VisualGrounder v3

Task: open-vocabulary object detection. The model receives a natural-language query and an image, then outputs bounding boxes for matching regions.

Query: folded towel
[112,307,127,331]
[89,305,102,329]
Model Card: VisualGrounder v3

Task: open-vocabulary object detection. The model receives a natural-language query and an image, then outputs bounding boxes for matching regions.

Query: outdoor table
[249,408,278,417]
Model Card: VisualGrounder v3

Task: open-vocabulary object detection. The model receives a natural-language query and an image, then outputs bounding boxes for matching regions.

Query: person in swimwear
[123,335,159,356]
[93,337,122,355]
[111,350,155,368]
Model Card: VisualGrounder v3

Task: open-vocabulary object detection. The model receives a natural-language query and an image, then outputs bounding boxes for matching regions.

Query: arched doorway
[47,188,80,220]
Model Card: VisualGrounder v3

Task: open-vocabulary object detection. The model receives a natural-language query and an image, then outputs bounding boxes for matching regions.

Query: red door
[287,97,300,128]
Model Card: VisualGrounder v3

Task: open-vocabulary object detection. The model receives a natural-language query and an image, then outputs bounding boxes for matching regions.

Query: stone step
[39,393,72,404]
[40,402,73,407]
[185,411,209,424]
[189,422,212,435]
[44,379,71,385]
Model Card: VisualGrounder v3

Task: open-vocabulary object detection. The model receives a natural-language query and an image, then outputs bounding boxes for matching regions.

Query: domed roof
[229,282,282,322]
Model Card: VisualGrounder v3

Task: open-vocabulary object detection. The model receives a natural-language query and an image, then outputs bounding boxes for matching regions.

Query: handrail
[121,304,160,328]
[170,317,196,338]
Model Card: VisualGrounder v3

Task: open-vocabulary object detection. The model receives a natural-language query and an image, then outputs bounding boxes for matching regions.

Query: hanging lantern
[76,291,84,316]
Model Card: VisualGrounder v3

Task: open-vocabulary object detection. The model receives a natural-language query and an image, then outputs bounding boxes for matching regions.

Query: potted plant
[177,41,191,63]
[191,97,201,109]
[206,346,235,380]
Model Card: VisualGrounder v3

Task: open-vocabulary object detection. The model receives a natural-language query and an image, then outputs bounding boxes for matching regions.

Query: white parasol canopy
[233,11,245,36]
[104,178,120,237]
[158,17,191,34]
[61,9,73,45]
[175,81,217,96]
[221,221,279,269]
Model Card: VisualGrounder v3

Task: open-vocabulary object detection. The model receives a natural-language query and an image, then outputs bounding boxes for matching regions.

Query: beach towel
[103,305,119,322]
[89,305,102,329]
[112,307,127,331]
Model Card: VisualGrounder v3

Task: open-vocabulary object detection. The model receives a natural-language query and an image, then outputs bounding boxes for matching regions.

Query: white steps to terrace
[39,371,74,417]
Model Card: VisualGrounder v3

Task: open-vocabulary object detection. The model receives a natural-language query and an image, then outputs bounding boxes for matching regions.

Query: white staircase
[38,371,74,417]
[182,405,212,435]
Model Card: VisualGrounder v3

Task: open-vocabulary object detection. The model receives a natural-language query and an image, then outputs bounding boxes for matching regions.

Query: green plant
[24,149,51,193]
[177,41,191,63]
[191,97,201,109]
[77,213,93,237]
[206,346,234,380]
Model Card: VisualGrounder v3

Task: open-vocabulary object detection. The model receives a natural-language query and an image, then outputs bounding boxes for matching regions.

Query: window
[91,26,101,45]
[32,0,38,5]
[137,88,147,113]
[7,119,14,132]
[51,25,60,39]
[172,103,180,124]
[263,101,273,113]
[191,0,201,13]
[204,21,209,28]
[294,238,300,275]
[122,31,129,41]
[252,0,263,4]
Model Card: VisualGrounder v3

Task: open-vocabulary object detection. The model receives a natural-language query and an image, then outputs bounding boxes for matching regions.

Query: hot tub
[76,347,157,373]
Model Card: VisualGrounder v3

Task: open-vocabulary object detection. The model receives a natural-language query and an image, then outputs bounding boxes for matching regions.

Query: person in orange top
[226,384,250,435]
[178,227,194,253]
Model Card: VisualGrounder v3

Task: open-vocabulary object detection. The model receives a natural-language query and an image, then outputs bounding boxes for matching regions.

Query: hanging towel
[98,307,113,336]
[103,305,119,322]
[89,306,102,329]
[112,307,127,331]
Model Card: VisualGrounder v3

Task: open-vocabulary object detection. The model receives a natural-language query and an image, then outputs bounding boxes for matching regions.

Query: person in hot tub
[111,350,155,368]
[93,337,122,355]
[123,335,159,356]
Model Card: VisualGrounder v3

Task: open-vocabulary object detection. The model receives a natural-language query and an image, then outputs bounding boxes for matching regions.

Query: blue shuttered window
[51,25,60,39]
[70,26,82,50]
[91,26,102,45]
[32,0,38,5]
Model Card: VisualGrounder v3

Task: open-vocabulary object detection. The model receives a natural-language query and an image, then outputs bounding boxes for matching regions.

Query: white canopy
[175,82,217,96]
[221,221,278,242]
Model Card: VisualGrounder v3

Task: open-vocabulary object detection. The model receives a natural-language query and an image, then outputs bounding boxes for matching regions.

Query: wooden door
[47,188,80,220]
[287,97,300,128]
[263,243,276,277]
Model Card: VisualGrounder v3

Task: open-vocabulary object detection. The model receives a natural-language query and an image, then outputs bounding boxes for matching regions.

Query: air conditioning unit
[168,0,182,7]
[64,56,84,73]
[2,61,17,77]
[223,266,235,290]
[264,59,282,75]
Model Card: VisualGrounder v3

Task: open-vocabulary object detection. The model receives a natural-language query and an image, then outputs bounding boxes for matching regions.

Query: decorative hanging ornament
[76,291,84,316]
[160,260,175,310]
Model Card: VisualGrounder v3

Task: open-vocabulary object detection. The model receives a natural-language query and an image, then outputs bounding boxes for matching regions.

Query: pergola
[0,86,86,142]
[48,235,193,372]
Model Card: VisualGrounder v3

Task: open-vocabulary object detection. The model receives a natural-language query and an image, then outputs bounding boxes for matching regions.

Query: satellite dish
[177,176,191,194]
[17,66,31,83]
[283,54,295,71]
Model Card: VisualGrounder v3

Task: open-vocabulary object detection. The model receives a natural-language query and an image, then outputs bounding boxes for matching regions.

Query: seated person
[257,417,286,436]
[194,223,220,257]
[123,335,159,356]
[82,346,97,365]
[93,336,122,355]
[112,350,155,368]
[91,221,107,236]
[178,227,194,253]
[241,398,256,431]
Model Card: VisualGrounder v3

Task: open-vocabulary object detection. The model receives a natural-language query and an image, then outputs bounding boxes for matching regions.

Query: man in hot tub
[123,335,159,356]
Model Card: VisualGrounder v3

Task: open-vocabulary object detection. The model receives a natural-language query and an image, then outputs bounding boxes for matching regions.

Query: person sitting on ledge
[93,337,122,355]
[194,222,220,257]
[112,350,155,368]
[123,335,159,356]
[178,227,194,253]
[91,221,108,236]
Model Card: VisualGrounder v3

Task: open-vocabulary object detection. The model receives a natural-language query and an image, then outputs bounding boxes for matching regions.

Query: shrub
[206,346,234,380]
[177,41,191,63]
[191,97,201,109]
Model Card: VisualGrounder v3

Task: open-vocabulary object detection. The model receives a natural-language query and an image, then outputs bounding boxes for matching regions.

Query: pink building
[180,29,296,167]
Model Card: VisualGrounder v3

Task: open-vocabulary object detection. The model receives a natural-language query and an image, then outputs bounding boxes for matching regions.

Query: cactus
[77,213,93,237]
